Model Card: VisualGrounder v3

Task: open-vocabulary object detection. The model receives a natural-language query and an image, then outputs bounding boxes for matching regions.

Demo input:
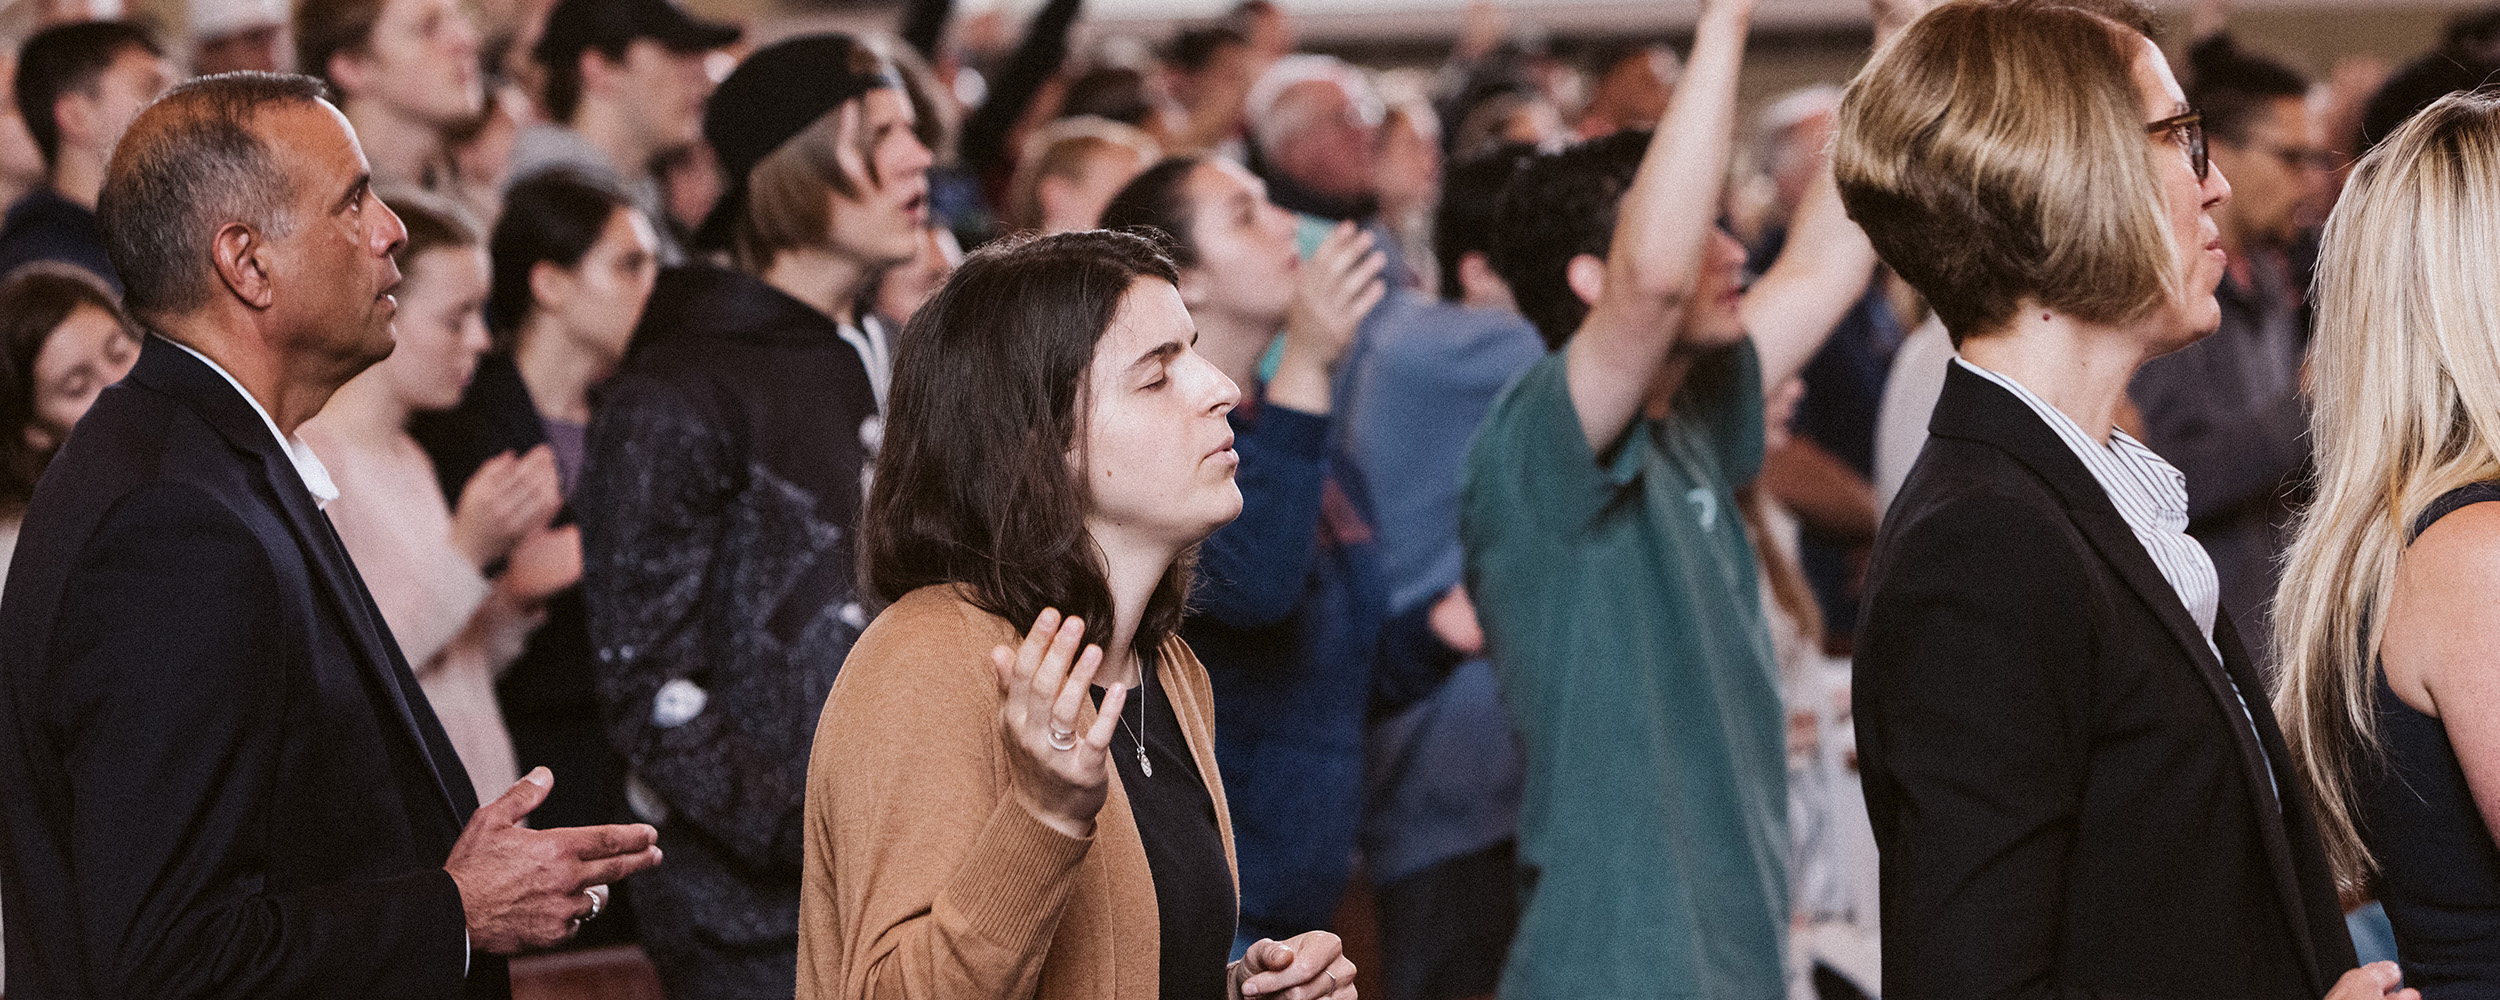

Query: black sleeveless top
[2361,480,2500,997]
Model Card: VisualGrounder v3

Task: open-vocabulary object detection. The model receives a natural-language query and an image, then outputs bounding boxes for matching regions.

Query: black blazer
[0,336,503,999]
[1854,363,2355,1000]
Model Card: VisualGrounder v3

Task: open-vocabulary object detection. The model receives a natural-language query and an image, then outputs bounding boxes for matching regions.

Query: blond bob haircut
[2273,90,2500,892]
[1832,0,2180,346]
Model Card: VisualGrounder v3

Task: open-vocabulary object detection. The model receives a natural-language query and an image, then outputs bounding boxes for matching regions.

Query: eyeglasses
[2146,111,2208,182]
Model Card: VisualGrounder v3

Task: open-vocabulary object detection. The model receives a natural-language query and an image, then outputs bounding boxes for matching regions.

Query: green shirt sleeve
[1462,353,1653,542]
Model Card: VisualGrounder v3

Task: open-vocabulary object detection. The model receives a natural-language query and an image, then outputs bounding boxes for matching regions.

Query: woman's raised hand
[451,445,563,571]
[991,608,1130,840]
[1271,222,1387,414]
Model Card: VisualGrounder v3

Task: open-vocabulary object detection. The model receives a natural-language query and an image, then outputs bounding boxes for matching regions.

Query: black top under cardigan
[1854,362,2357,1000]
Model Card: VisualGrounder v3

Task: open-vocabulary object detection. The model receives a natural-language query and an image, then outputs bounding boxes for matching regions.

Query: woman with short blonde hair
[1840,1,2402,996]
[2275,89,2500,994]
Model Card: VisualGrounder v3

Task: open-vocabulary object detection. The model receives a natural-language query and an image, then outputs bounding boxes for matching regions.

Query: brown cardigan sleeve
[796,588,1098,999]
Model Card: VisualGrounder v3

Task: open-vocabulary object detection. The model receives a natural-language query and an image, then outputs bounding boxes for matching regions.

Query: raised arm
[1561,0,1751,453]
[1741,0,1905,393]
[1741,159,1880,393]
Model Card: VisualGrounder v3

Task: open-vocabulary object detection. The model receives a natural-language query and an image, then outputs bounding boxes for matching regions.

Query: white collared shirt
[161,337,339,510]
[1955,358,2280,800]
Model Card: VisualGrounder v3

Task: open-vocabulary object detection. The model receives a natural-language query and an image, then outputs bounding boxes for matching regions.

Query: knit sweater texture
[799,585,1239,999]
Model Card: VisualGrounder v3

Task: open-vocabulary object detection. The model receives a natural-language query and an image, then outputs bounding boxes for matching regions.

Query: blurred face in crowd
[2209,94,2327,249]
[599,39,715,160]
[338,0,485,127]
[827,89,936,271]
[1675,228,1752,352]
[538,206,659,367]
[1582,47,1675,137]
[1078,277,1243,556]
[2135,36,2234,341]
[382,244,491,412]
[1177,159,1302,330]
[261,101,411,374]
[24,304,137,453]
[1272,79,1378,201]
[66,45,173,158]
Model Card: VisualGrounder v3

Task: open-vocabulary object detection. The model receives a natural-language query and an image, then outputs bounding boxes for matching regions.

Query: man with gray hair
[1246,53,1416,286]
[0,72,660,998]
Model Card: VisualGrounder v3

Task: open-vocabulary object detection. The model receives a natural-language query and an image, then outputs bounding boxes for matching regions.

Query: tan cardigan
[798,585,1239,999]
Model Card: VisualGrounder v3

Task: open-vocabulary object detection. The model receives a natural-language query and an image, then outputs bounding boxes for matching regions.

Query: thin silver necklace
[1120,654,1153,778]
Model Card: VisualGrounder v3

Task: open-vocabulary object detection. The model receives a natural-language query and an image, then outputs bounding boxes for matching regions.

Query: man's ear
[528,258,575,315]
[52,90,97,153]
[212,221,275,310]
[578,48,622,102]
[1035,174,1077,231]
[326,50,374,103]
[1564,252,1606,310]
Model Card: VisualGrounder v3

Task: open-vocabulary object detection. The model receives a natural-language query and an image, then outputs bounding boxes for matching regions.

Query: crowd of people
[8,0,2500,997]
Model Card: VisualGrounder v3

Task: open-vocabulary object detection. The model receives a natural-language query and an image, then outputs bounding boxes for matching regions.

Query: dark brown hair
[1098,156,1206,267]
[13,20,161,168]
[863,229,1190,660]
[0,265,130,511]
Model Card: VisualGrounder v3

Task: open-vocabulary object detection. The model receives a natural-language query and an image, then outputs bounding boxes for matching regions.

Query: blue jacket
[1186,393,1392,943]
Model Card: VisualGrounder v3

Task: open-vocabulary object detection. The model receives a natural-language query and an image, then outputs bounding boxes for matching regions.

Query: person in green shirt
[1457,0,1886,991]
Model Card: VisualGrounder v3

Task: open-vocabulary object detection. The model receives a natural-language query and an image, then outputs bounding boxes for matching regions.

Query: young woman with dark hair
[0,262,137,571]
[800,229,1354,1000]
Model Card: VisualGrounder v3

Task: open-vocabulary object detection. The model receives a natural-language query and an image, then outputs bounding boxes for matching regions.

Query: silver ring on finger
[1048,726,1077,751]
[1321,970,1338,997]
[584,886,606,921]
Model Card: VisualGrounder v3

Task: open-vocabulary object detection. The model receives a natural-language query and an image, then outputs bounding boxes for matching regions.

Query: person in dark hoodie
[572,33,932,1000]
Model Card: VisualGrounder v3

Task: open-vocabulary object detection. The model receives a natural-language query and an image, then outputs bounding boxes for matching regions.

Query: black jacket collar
[126,334,469,826]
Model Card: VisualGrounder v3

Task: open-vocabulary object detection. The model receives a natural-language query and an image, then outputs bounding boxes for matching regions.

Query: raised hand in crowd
[446,766,664,953]
[1269,220,1387,414]
[501,523,585,605]
[450,443,562,570]
[989,608,1131,839]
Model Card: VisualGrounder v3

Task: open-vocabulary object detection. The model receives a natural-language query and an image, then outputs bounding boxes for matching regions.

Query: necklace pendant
[1136,745,1153,777]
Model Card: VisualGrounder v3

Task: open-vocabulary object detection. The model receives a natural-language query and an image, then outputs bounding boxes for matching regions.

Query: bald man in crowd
[0,72,659,998]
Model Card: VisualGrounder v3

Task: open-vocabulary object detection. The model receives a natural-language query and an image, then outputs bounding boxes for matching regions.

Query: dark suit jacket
[1854,363,2355,1000]
[0,335,505,999]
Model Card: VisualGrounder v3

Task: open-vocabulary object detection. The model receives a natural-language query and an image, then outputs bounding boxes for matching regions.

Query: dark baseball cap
[534,0,741,65]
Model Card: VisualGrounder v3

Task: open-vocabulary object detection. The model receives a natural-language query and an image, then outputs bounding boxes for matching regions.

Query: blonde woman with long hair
[2277,89,2500,997]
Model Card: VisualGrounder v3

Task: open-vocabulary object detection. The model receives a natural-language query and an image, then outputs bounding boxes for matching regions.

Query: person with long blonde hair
[2276,89,2500,996]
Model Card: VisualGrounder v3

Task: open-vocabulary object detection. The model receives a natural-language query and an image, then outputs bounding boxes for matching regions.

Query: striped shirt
[1956,358,2278,798]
